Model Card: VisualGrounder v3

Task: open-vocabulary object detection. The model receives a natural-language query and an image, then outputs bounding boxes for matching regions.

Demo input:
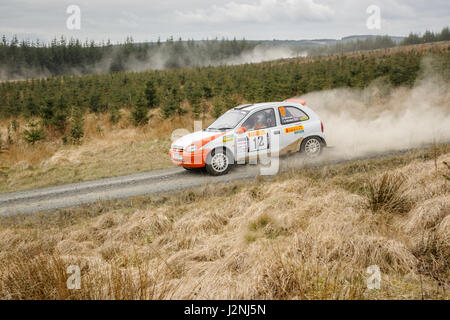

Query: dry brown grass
[0,252,180,299]
[0,146,448,299]
[363,172,411,214]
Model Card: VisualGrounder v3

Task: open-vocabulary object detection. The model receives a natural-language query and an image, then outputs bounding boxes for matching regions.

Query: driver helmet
[254,113,265,128]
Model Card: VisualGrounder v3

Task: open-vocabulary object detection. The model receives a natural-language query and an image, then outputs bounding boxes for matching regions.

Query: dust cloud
[300,60,450,159]
[221,45,305,66]
[120,44,302,72]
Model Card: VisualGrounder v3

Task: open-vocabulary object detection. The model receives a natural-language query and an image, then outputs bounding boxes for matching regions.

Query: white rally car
[169,99,326,175]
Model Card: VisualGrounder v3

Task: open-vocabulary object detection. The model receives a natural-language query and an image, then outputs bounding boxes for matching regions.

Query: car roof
[233,102,305,112]
[233,102,319,121]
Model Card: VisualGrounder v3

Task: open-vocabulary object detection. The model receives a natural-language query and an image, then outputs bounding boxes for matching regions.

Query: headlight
[185,145,197,152]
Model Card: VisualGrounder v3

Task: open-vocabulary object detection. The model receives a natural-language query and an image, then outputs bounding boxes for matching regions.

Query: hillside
[1,26,448,80]
[0,146,448,299]
[2,41,449,120]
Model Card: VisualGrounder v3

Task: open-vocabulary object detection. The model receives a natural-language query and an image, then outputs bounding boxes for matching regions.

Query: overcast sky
[1,0,449,43]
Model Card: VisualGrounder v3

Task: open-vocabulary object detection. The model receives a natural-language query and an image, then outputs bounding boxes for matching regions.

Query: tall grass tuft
[0,253,177,300]
[364,172,411,214]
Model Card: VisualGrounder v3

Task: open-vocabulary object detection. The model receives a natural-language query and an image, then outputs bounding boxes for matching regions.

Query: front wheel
[300,137,323,157]
[205,149,233,176]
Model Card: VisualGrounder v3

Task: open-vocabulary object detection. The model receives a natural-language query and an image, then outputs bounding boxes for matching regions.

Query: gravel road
[0,146,430,216]
[0,164,262,216]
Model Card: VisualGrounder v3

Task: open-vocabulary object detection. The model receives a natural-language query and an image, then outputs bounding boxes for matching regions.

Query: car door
[277,105,311,154]
[240,108,277,162]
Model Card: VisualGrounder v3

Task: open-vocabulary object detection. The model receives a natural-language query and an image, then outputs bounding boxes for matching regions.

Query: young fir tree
[70,107,84,144]
[212,97,224,118]
[144,79,159,108]
[23,121,46,145]
[109,105,122,125]
[131,94,149,126]
[161,87,184,118]
[52,95,69,134]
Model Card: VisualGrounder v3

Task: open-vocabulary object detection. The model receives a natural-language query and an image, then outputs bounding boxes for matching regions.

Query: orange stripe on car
[193,132,227,149]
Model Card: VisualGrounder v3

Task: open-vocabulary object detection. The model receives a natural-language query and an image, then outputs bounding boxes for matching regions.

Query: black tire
[300,136,323,157]
[205,148,233,176]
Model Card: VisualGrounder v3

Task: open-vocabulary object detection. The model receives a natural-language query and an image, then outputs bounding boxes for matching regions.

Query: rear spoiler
[283,98,306,106]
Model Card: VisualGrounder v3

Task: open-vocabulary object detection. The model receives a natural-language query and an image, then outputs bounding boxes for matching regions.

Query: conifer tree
[70,107,84,144]
[131,94,149,126]
[144,78,159,108]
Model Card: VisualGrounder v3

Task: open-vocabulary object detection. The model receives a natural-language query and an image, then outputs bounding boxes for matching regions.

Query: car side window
[242,109,276,131]
[278,106,309,125]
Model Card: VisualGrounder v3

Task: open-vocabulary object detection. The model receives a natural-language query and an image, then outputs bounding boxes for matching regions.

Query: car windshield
[207,109,248,130]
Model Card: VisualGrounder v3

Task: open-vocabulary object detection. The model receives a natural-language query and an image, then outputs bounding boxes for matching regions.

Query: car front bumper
[169,148,210,168]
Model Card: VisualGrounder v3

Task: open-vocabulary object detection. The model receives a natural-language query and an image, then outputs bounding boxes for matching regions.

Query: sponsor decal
[223,135,234,143]
[247,129,266,137]
[284,125,304,134]
[300,116,309,121]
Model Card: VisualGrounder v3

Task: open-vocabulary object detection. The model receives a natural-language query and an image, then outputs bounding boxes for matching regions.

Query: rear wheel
[205,149,233,176]
[300,136,323,157]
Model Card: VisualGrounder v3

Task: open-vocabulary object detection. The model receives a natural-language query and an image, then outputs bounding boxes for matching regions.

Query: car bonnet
[172,130,231,149]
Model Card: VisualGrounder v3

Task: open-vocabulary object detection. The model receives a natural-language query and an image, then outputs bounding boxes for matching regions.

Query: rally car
[169,99,326,175]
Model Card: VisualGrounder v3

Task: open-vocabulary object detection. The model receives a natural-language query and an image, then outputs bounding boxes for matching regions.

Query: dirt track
[0,147,430,216]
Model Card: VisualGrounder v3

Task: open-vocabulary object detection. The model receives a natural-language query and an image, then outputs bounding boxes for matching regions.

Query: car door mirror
[236,126,246,134]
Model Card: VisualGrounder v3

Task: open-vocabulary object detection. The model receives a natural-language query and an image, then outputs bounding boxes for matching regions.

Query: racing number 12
[253,136,264,150]
[249,135,268,152]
